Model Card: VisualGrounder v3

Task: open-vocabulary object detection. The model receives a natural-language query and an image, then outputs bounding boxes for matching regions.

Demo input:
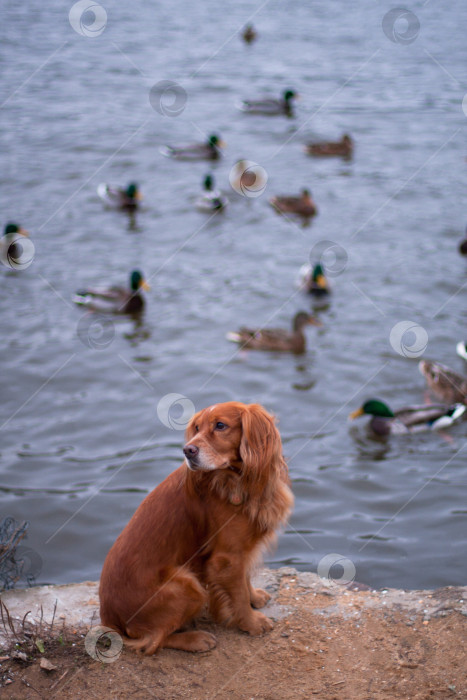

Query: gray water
[1,0,466,591]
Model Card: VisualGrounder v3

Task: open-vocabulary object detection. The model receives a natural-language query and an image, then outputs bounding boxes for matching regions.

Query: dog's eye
[194,425,199,433]
[215,422,227,430]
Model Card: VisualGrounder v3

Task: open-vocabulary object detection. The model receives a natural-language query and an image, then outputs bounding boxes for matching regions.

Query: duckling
[242,24,257,43]
[73,270,150,315]
[270,189,317,218]
[160,134,224,161]
[299,263,330,297]
[226,311,321,354]
[97,183,142,211]
[349,398,465,437]
[305,134,354,159]
[1,223,30,269]
[196,175,228,212]
[419,360,467,405]
[238,90,297,117]
[456,341,467,361]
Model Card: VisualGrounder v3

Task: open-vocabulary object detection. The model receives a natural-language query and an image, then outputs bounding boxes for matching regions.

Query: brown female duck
[305,134,354,159]
[226,311,321,354]
[419,360,467,405]
[270,189,317,218]
[242,24,257,43]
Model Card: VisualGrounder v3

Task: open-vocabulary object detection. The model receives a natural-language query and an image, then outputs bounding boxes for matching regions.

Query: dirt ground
[1,569,466,700]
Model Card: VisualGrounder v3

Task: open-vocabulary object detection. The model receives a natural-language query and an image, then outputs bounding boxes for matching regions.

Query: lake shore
[1,567,465,699]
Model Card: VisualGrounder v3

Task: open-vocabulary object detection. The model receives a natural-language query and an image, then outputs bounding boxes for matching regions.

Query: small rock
[11,651,28,662]
[40,657,57,672]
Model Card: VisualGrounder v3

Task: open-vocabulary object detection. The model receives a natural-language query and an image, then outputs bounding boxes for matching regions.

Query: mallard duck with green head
[270,189,317,218]
[419,360,467,405]
[349,399,465,437]
[160,134,225,161]
[238,90,298,117]
[73,270,150,315]
[242,24,257,43]
[226,311,322,354]
[305,134,354,159]
[299,263,330,297]
[97,183,142,211]
[196,175,228,212]
[1,223,30,269]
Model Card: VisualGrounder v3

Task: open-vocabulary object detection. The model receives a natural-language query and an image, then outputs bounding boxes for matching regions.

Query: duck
[458,227,467,255]
[456,341,467,361]
[97,183,142,211]
[238,90,298,117]
[305,134,354,159]
[242,24,257,43]
[195,175,228,212]
[349,398,466,437]
[2,222,29,247]
[1,222,30,268]
[73,270,150,315]
[226,311,322,354]
[419,360,467,405]
[160,134,224,161]
[299,263,330,297]
[270,189,317,217]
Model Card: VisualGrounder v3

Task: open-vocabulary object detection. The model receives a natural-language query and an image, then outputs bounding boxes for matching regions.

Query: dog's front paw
[250,587,271,609]
[239,611,273,636]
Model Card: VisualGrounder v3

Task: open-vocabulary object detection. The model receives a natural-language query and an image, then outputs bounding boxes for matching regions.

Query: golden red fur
[99,401,293,653]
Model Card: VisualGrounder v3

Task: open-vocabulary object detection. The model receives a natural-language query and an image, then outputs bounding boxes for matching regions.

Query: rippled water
[1,0,466,590]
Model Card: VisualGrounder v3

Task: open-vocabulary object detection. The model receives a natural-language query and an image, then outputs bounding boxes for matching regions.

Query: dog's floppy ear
[239,404,283,486]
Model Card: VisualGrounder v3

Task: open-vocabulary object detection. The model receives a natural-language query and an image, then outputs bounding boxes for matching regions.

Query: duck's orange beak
[349,407,364,420]
[308,317,323,327]
[141,280,150,291]
[18,228,29,236]
[135,191,143,201]
[315,274,328,289]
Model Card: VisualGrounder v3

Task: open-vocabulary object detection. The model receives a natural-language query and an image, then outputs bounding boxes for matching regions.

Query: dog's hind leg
[125,568,215,655]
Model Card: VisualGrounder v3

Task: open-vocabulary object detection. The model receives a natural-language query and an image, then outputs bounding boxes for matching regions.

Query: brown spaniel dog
[99,401,293,654]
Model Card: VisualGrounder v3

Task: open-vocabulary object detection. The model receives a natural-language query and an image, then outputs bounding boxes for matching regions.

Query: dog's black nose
[183,444,199,458]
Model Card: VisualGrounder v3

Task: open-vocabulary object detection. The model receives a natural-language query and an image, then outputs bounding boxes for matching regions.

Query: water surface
[1,0,466,589]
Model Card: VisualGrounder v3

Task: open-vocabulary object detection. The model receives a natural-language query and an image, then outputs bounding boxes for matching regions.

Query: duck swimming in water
[458,226,467,255]
[242,24,257,43]
[349,398,465,437]
[1,223,31,270]
[419,360,467,405]
[226,311,321,354]
[456,342,467,361]
[97,183,142,211]
[160,134,225,161]
[73,270,150,315]
[305,134,354,159]
[238,90,297,117]
[196,175,228,212]
[270,189,317,218]
[299,263,330,297]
